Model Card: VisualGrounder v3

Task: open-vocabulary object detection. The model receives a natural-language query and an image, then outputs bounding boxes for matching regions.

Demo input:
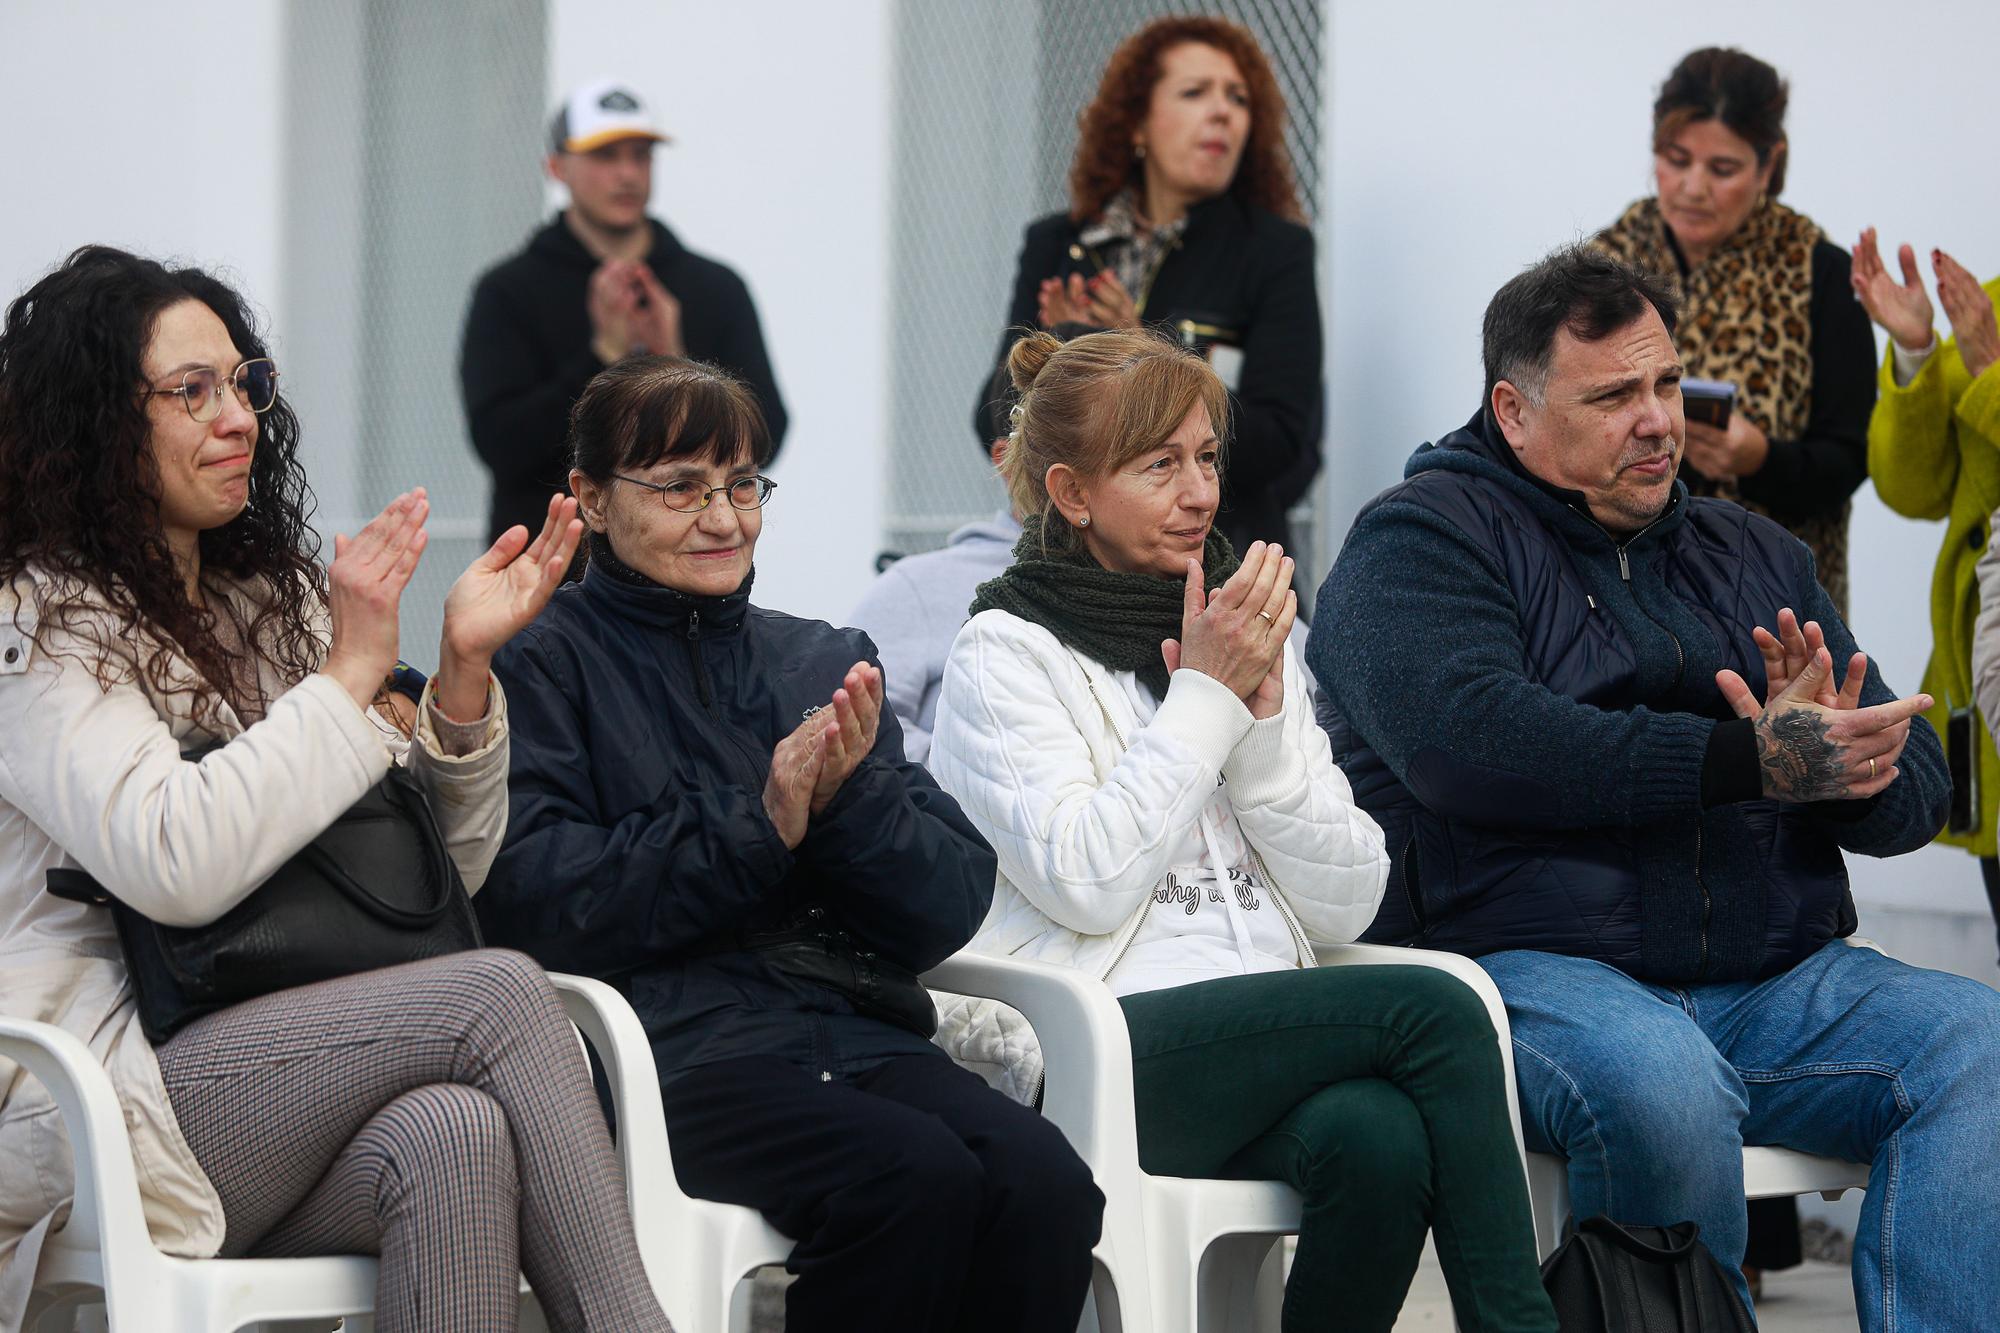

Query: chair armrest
[545,974,677,1250]
[923,951,1142,1178]
[1315,943,1528,1165]
[0,1018,155,1260]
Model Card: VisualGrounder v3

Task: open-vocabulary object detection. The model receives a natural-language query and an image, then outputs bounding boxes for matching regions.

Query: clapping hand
[1037,274,1092,328]
[1081,270,1140,329]
[808,663,884,816]
[1936,249,1999,381]
[1719,607,1866,713]
[435,494,584,721]
[763,712,829,849]
[1716,646,1926,803]
[587,259,643,364]
[1037,271,1142,331]
[324,490,431,712]
[1161,541,1296,719]
[1851,228,1936,353]
[627,264,686,360]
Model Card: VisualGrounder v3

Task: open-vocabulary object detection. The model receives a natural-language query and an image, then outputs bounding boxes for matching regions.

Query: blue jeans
[1479,942,2000,1331]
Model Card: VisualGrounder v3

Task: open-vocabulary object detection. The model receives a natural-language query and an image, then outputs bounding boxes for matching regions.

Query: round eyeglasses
[146,358,280,423]
[612,473,777,513]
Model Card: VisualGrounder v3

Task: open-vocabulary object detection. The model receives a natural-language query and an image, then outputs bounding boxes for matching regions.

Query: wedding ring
[1256,611,1275,626]
[1869,757,1877,780]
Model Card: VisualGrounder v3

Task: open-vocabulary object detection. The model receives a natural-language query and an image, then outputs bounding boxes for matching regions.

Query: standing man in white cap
[460,79,788,545]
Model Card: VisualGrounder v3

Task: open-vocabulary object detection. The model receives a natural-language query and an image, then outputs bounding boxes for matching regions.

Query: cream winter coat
[927,608,1389,1102]
[0,569,510,1327]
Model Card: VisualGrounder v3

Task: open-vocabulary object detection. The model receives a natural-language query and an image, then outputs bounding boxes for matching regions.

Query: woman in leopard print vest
[1592,46,1875,614]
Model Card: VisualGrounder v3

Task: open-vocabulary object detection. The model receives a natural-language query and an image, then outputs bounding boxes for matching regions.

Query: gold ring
[1869,757,1877,780]
[1256,611,1275,626]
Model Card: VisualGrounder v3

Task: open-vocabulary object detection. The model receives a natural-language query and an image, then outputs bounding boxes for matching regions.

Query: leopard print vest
[1592,197,1848,612]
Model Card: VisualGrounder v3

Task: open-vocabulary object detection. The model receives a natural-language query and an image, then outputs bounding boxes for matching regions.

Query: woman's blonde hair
[1000,329,1229,534]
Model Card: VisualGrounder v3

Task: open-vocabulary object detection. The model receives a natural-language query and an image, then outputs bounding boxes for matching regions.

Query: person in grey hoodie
[849,439,1023,765]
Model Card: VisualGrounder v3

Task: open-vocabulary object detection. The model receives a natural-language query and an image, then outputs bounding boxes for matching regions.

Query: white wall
[0,0,891,631]
[546,0,895,624]
[1322,0,2000,919]
[0,3,287,341]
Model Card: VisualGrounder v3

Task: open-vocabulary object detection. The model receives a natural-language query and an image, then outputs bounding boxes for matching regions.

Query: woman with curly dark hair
[0,246,672,1332]
[974,15,1322,558]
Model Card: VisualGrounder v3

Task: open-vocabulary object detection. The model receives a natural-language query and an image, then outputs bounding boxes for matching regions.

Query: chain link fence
[885,0,1324,570]
[280,0,547,666]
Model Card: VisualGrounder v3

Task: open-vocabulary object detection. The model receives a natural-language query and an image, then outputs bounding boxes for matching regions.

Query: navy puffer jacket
[478,561,996,1084]
[1309,411,1947,982]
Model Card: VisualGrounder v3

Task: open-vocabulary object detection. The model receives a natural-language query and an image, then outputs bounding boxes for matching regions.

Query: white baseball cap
[549,80,671,154]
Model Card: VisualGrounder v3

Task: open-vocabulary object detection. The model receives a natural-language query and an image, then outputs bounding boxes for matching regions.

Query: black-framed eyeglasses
[145,358,279,423]
[612,473,777,513]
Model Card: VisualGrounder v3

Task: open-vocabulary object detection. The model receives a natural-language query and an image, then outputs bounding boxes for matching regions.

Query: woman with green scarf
[926,329,1556,1331]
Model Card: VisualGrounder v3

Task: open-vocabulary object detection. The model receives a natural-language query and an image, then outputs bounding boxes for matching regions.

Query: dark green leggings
[1120,965,1557,1333]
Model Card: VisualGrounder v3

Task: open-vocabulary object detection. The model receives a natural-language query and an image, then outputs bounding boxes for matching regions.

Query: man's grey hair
[1481,244,1679,408]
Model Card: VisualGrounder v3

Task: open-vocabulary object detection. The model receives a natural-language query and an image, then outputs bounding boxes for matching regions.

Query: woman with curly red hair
[974,16,1322,559]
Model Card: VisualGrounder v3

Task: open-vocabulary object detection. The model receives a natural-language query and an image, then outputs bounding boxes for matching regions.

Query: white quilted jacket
[927,609,1389,1102]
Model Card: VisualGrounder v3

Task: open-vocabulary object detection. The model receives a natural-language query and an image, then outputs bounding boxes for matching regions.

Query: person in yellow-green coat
[1854,228,2000,957]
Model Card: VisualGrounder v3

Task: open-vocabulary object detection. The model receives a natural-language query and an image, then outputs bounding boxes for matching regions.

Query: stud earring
[1079,514,1091,528]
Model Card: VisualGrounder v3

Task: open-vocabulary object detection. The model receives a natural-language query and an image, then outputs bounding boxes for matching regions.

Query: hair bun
[1006,331,1063,396]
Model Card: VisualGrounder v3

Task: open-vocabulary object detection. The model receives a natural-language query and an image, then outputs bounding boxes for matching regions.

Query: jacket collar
[1410,408,1686,550]
[579,538,753,637]
[1182,191,1246,242]
[530,216,687,272]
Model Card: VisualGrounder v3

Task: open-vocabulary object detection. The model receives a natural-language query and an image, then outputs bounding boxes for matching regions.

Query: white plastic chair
[925,941,1533,1333]
[1525,1147,1869,1260]
[1,971,769,1333]
[554,974,793,1333]
[1521,939,1883,1260]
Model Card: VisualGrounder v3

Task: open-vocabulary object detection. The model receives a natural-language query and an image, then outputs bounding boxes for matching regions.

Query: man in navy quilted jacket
[1310,244,2000,1328]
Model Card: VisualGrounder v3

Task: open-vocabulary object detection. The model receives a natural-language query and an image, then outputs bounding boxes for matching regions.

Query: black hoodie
[1309,410,1947,982]
[459,217,788,543]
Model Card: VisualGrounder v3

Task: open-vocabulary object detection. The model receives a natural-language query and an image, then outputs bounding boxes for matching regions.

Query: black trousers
[1980,856,2000,964]
[661,1053,1103,1333]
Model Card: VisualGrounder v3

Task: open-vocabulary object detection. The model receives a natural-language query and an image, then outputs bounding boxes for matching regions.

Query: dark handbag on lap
[47,758,480,1043]
[1541,1216,1756,1332]
[739,907,938,1039]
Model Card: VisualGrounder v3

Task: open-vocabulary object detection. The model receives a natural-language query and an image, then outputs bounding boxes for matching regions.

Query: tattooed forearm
[1755,707,1848,801]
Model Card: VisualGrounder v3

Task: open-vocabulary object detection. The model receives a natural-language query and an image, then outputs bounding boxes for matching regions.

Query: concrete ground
[744,1247,1859,1329]
[1389,1247,1857,1331]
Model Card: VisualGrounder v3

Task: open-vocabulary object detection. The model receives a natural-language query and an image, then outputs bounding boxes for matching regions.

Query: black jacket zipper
[1590,504,1707,966]
[685,608,715,714]
[1591,508,1685,689]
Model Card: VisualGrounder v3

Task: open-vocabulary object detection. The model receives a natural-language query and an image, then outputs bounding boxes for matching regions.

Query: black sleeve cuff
[1811,792,1884,823]
[1701,717,1762,806]
[1735,436,1801,505]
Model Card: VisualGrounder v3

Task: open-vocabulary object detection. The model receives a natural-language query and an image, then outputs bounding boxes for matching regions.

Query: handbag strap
[297,770,460,928]
[46,866,112,905]
[1577,1214,1701,1262]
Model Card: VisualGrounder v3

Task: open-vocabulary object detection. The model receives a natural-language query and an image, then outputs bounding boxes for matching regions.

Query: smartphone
[1947,707,1979,834]
[1682,377,1736,429]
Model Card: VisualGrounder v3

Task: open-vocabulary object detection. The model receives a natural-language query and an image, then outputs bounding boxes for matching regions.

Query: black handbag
[739,907,938,1039]
[47,759,481,1044]
[1541,1216,1756,1332]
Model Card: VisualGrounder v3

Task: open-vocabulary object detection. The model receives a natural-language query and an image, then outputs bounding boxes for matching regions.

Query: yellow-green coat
[1867,276,2000,855]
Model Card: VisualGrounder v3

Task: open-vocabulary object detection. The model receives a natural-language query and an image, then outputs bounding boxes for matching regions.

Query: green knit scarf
[968,512,1239,700]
